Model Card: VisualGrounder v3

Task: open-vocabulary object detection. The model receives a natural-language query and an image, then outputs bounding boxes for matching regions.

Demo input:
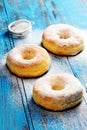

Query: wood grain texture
[0,62,29,130]
[0,0,87,130]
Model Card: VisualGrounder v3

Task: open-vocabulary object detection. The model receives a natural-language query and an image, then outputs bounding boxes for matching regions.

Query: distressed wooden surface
[0,0,87,130]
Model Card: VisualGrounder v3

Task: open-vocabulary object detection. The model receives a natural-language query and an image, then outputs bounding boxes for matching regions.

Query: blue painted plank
[44,0,87,28]
[3,0,50,29]
[0,0,31,129]
[0,74,29,130]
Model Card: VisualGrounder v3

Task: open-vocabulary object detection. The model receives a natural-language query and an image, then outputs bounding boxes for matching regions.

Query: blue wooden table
[0,0,87,130]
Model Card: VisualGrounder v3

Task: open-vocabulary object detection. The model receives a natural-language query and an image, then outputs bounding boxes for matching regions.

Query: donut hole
[59,33,70,39]
[22,50,36,60]
[52,83,65,90]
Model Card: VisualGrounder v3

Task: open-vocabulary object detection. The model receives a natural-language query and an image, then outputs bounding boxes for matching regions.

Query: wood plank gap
[42,0,57,24]
[3,0,10,23]
[43,0,64,24]
[1,0,15,49]
[39,0,52,25]
[21,79,35,130]
[16,78,34,130]
[67,57,87,104]
[51,1,65,23]
[83,90,87,104]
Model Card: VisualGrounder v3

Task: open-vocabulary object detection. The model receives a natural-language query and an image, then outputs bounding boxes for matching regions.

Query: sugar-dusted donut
[42,24,84,55]
[33,73,84,111]
[6,44,51,77]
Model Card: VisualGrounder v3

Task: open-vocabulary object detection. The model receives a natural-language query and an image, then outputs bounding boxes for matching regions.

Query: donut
[33,73,84,111]
[6,44,51,77]
[42,24,84,55]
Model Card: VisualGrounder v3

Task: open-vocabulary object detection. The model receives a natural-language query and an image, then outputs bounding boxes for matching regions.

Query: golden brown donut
[33,73,84,111]
[42,24,84,55]
[6,44,51,77]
